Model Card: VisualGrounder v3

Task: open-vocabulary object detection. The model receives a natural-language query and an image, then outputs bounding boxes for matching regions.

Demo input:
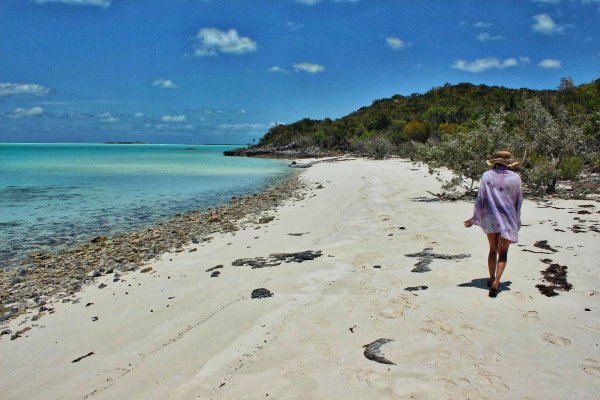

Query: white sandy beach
[1,158,599,399]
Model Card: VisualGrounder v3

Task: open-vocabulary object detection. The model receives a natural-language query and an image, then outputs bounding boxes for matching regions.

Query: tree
[511,99,586,193]
[403,121,429,142]
[414,110,511,195]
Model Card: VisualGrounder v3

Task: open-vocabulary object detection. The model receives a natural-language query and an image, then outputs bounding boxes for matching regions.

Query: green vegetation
[258,78,600,196]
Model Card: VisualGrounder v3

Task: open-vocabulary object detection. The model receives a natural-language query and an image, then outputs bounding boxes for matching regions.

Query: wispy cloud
[98,112,117,122]
[193,28,257,56]
[6,107,45,118]
[34,0,111,7]
[532,14,564,34]
[452,57,521,73]
[538,58,562,68]
[293,63,325,73]
[133,112,144,118]
[532,0,561,4]
[0,83,53,97]
[152,78,177,89]
[473,21,493,28]
[476,32,505,42]
[386,37,409,49]
[219,123,266,130]
[268,65,289,74]
[161,115,187,122]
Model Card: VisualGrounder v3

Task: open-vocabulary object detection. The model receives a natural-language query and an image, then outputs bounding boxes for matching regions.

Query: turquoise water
[0,143,292,267]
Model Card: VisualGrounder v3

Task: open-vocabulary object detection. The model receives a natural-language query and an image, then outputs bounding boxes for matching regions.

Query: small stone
[251,288,273,299]
[91,236,107,243]
[89,270,101,278]
[210,271,220,278]
[585,308,591,311]
[189,248,197,252]
[140,267,153,273]
[373,265,382,269]
[98,283,107,289]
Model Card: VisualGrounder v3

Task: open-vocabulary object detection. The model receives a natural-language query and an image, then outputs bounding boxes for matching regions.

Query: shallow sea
[0,143,292,267]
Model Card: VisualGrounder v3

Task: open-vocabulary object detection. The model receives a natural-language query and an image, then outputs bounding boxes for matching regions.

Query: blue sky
[1,0,599,144]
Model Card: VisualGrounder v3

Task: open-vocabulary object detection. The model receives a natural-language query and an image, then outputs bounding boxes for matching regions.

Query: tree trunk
[546,177,557,194]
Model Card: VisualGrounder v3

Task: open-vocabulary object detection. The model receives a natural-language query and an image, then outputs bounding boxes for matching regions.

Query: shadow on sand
[457,278,512,292]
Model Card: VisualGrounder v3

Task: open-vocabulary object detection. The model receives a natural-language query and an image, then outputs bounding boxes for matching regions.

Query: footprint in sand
[524,310,540,322]
[378,305,405,319]
[422,318,454,335]
[580,359,600,377]
[542,333,571,346]
[513,292,533,301]
[478,371,509,393]
[340,368,385,389]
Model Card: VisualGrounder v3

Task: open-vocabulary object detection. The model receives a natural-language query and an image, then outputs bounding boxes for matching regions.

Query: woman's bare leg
[491,237,511,290]
[486,233,500,283]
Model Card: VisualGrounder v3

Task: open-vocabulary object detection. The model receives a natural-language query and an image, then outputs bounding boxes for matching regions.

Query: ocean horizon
[0,143,292,268]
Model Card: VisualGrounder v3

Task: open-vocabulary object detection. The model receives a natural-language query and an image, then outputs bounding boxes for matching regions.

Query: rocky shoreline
[0,174,306,324]
[223,143,340,159]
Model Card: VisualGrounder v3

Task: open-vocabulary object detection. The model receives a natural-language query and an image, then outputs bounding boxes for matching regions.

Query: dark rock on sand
[404,286,428,292]
[251,288,273,299]
[405,247,470,273]
[210,271,220,278]
[233,251,322,269]
[91,236,107,243]
[206,265,223,272]
[363,338,395,365]
[534,240,558,253]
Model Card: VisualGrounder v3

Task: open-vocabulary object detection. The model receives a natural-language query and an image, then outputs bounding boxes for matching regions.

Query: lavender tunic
[471,167,523,243]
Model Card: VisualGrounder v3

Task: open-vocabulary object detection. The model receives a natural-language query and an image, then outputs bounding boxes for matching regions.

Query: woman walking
[464,150,523,298]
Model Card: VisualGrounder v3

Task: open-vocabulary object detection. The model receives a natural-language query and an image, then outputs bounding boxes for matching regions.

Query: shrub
[558,156,583,180]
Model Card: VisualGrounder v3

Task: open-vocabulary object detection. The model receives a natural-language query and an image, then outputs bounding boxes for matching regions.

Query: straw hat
[486,150,519,168]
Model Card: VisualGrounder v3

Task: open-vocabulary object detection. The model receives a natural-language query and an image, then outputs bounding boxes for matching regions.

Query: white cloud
[161,115,187,122]
[474,21,493,28]
[237,109,248,114]
[386,37,408,49]
[98,112,117,122]
[268,65,289,73]
[293,63,325,73]
[538,58,562,68]
[476,32,505,42]
[519,56,532,63]
[193,28,257,56]
[0,83,52,97]
[452,57,520,73]
[7,107,45,118]
[152,78,177,89]
[219,123,266,130]
[134,112,144,118]
[532,0,561,3]
[34,0,110,7]
[532,14,564,35]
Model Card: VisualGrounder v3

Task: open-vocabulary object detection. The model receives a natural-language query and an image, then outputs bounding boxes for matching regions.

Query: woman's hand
[464,218,473,228]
